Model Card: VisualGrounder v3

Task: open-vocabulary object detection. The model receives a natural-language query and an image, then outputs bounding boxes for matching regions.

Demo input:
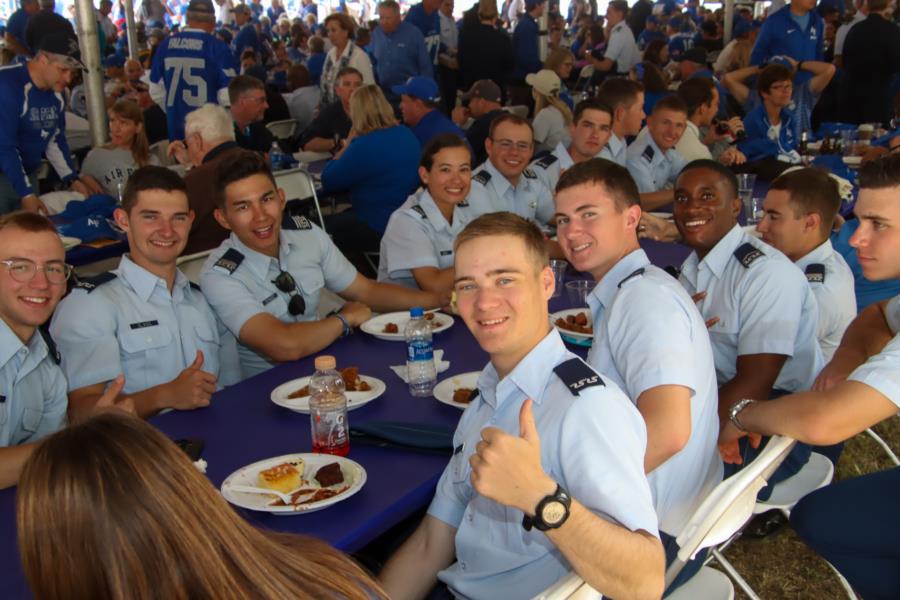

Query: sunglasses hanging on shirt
[272,270,306,316]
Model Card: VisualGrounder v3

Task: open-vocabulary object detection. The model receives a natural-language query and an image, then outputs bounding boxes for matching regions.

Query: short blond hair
[349,85,398,135]
[454,212,549,272]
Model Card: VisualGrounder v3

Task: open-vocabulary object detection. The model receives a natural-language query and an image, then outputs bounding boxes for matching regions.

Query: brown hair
[0,211,58,235]
[859,153,900,190]
[454,212,549,271]
[573,98,613,124]
[227,74,265,105]
[643,39,668,67]
[349,84,398,135]
[420,133,470,170]
[325,12,357,39]
[18,413,386,600]
[477,0,497,20]
[121,165,187,213]
[769,168,840,236]
[215,150,276,209]
[757,64,792,95]
[556,157,640,210]
[597,78,644,113]
[677,77,716,118]
[106,99,151,167]
[543,47,575,74]
[488,112,534,140]
[652,94,689,116]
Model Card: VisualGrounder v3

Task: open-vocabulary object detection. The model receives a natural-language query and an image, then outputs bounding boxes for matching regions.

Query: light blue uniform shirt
[0,320,67,447]
[851,294,900,411]
[428,330,658,600]
[625,133,687,194]
[603,21,640,74]
[200,218,358,377]
[464,158,555,227]
[679,224,823,393]
[49,255,242,394]
[530,141,574,194]
[794,239,856,363]
[586,249,722,535]
[598,133,628,167]
[378,188,472,288]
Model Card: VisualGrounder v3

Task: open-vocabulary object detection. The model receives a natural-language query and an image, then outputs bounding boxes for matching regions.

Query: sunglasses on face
[272,270,306,316]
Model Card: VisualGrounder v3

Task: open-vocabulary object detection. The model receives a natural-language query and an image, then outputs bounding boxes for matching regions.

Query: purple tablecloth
[0,238,692,599]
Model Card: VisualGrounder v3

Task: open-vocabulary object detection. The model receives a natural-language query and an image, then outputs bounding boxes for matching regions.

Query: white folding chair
[530,571,601,600]
[266,119,299,141]
[504,104,530,119]
[863,426,900,466]
[273,167,326,231]
[176,249,213,285]
[665,436,798,600]
[149,140,171,166]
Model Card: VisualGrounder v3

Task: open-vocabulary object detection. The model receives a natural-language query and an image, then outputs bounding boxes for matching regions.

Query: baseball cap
[103,53,126,68]
[391,76,440,102]
[36,32,84,69]
[230,3,251,14]
[187,0,215,13]
[676,46,708,64]
[462,80,502,104]
[525,69,561,96]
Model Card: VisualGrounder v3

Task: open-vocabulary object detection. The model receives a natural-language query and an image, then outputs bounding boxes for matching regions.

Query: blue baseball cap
[103,53,126,68]
[391,76,440,102]
[646,15,658,24]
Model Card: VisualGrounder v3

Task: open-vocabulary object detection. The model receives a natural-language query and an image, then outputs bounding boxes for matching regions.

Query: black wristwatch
[522,484,571,532]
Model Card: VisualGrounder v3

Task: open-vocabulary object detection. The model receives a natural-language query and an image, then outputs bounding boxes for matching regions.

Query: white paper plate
[221,453,366,514]
[647,211,674,221]
[270,375,385,413]
[360,311,454,341]
[843,156,862,167]
[60,235,81,251]
[433,371,480,409]
[550,308,594,342]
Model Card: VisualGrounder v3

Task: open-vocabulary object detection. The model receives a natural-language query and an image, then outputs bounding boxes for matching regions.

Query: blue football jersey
[150,28,237,141]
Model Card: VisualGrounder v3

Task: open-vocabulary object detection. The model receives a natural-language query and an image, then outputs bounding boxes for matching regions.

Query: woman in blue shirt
[321,85,422,273]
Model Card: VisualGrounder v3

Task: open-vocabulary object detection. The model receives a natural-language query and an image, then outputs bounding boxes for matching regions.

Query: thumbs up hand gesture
[469,399,558,515]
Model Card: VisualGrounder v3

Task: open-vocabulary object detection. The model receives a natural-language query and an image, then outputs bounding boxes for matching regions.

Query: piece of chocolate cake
[315,462,345,487]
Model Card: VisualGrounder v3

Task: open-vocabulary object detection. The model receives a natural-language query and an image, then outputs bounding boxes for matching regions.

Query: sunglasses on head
[272,270,306,316]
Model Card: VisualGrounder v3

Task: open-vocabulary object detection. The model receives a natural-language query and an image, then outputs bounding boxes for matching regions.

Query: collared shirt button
[460,562,467,570]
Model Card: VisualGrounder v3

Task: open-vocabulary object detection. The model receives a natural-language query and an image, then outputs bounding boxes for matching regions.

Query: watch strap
[522,484,571,532]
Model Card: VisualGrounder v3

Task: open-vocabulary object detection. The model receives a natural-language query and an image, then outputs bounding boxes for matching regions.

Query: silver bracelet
[729,398,757,431]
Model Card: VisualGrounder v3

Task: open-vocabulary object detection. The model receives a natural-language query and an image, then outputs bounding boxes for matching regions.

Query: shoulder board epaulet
[535,154,558,169]
[641,144,655,163]
[805,263,825,283]
[733,242,764,268]
[411,204,427,218]
[553,357,605,396]
[283,213,313,230]
[473,170,491,186]
[74,272,117,293]
[38,325,61,365]
[523,167,537,179]
[617,267,645,288]
[213,248,245,274]
[189,281,201,291]
[664,265,681,279]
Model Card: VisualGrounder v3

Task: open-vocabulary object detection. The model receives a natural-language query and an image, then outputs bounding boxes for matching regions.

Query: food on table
[452,388,476,404]
[258,460,303,493]
[555,312,592,335]
[423,312,435,320]
[287,367,372,398]
[383,322,399,334]
[314,462,345,487]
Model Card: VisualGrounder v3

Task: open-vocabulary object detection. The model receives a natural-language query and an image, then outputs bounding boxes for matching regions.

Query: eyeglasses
[1,259,72,284]
[492,139,532,152]
[272,270,306,316]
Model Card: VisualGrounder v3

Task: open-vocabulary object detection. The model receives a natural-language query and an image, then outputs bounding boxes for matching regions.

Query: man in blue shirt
[393,76,464,147]
[404,0,442,66]
[0,32,102,215]
[371,0,433,97]
[512,0,544,82]
[750,0,823,83]
[150,0,237,142]
[230,3,260,62]
[4,0,39,57]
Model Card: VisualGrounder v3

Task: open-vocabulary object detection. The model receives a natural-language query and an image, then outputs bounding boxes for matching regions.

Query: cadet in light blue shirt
[379,134,473,290]
[50,167,242,419]
[596,77,645,167]
[201,151,449,377]
[625,95,689,210]
[464,113,555,226]
[554,159,721,593]
[381,213,664,600]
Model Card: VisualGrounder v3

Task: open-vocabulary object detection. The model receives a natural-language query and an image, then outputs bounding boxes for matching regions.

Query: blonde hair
[543,47,574,75]
[534,90,573,126]
[17,413,387,600]
[106,99,151,166]
[454,212,549,271]
[349,84,398,135]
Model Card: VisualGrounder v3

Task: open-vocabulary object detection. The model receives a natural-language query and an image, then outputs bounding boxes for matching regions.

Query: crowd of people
[1,0,900,597]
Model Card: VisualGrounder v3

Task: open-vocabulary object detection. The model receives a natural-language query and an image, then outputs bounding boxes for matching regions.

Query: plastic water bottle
[308,355,350,456]
[405,307,436,397]
[269,141,286,171]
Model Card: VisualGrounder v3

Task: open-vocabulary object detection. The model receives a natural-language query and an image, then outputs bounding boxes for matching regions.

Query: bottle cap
[410,307,424,317]
[314,355,336,370]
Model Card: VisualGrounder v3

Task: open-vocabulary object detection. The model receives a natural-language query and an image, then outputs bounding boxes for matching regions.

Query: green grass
[714,417,900,599]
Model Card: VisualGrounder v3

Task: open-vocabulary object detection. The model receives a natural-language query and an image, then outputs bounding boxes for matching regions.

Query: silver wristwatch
[729,398,757,431]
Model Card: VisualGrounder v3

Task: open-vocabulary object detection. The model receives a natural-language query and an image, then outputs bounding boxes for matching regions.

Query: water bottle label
[407,339,433,361]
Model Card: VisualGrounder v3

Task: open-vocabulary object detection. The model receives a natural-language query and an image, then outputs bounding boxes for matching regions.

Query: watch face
[542,500,567,526]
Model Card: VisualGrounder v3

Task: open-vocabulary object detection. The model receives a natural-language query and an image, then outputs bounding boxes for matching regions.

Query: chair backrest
[664,435,798,588]
[149,140,171,166]
[266,119,299,140]
[505,104,529,119]
[274,167,316,202]
[531,572,601,600]
[176,249,213,285]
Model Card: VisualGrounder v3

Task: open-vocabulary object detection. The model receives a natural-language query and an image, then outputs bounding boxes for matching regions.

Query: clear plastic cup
[550,259,567,298]
[565,280,597,307]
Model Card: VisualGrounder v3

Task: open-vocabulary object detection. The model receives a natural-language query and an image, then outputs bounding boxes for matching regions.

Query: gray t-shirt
[80,147,160,197]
